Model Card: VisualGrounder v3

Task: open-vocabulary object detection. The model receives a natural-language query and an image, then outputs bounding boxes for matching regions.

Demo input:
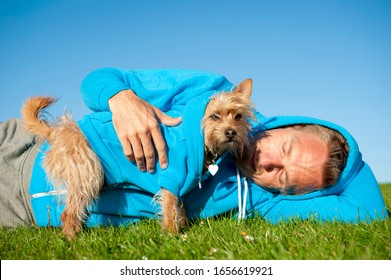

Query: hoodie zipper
[31,190,67,199]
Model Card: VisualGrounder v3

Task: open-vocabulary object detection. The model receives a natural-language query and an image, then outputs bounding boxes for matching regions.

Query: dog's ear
[233,78,252,101]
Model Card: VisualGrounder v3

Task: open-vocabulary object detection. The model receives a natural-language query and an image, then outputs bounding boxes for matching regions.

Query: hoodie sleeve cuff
[80,67,131,112]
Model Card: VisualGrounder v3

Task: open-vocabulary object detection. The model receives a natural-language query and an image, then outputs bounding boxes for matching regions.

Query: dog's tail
[21,96,57,140]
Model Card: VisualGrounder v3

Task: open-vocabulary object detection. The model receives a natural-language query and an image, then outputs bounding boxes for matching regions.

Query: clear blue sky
[1,0,390,182]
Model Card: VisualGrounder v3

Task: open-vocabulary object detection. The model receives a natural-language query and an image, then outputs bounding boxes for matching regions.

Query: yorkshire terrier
[21,79,254,238]
[160,78,254,234]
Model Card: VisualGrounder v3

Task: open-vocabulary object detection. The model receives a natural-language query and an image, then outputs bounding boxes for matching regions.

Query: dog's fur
[21,79,254,238]
[202,79,254,167]
[21,97,104,238]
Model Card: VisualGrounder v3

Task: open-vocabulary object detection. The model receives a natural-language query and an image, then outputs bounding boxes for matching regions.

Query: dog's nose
[225,129,237,140]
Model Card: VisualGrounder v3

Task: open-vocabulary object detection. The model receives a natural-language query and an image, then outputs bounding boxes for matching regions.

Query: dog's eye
[235,114,242,121]
[210,114,220,121]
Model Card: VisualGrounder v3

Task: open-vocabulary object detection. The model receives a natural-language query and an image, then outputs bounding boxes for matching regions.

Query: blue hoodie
[28,68,389,227]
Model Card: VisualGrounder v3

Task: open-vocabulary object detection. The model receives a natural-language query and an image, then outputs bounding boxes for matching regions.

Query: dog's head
[202,78,255,159]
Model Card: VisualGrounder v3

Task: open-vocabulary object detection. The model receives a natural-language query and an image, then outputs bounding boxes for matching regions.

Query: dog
[158,78,255,234]
[21,79,254,238]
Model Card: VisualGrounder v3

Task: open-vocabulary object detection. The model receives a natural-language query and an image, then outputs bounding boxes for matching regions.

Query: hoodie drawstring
[236,167,248,220]
[199,165,248,220]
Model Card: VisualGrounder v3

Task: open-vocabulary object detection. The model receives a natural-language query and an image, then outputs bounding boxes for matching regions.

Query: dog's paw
[160,189,186,235]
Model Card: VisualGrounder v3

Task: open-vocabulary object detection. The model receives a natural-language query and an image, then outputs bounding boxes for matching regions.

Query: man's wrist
[108,89,137,110]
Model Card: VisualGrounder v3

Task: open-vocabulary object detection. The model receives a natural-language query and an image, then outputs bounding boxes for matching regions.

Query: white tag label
[208,164,219,176]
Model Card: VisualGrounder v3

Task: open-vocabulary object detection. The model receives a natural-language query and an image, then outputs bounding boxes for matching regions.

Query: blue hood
[251,113,362,197]
[185,112,388,223]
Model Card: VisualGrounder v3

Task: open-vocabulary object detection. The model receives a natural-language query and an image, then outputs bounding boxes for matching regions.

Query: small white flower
[265,230,271,239]
[210,248,218,254]
[241,231,254,242]
[244,235,254,242]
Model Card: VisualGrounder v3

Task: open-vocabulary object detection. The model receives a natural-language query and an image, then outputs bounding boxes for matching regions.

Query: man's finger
[130,137,147,172]
[139,134,156,173]
[117,135,135,162]
[150,126,168,170]
[154,108,182,127]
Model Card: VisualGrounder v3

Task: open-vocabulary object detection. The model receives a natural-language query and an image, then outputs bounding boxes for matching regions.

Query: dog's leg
[177,200,187,230]
[161,188,186,234]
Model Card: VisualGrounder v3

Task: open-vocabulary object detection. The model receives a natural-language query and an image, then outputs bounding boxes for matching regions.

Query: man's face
[236,127,328,195]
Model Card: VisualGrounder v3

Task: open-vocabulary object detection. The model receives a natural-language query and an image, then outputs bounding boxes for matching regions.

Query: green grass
[1,184,390,260]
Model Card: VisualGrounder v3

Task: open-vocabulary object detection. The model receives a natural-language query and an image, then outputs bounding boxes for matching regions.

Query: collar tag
[208,163,219,176]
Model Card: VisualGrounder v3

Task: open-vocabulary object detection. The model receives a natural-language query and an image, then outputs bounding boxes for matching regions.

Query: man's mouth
[248,147,256,172]
[253,148,262,174]
[253,150,257,171]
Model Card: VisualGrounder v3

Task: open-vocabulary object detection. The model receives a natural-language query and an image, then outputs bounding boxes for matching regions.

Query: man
[0,68,388,228]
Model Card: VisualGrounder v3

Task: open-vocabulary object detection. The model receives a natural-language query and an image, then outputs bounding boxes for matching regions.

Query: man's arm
[80,67,182,173]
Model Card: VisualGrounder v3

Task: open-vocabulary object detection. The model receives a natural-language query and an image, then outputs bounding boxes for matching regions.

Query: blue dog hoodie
[28,68,389,227]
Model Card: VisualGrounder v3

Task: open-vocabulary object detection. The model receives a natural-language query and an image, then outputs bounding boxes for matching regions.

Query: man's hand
[108,89,182,173]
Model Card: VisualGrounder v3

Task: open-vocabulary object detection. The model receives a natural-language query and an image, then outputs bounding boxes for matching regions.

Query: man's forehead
[284,132,327,193]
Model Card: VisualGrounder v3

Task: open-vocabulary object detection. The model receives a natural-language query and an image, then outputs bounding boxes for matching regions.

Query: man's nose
[260,153,282,172]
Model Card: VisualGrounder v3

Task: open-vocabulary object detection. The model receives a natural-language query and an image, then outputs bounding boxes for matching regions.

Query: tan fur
[160,189,186,234]
[21,79,254,237]
[21,97,104,239]
[162,79,255,234]
[202,78,255,168]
